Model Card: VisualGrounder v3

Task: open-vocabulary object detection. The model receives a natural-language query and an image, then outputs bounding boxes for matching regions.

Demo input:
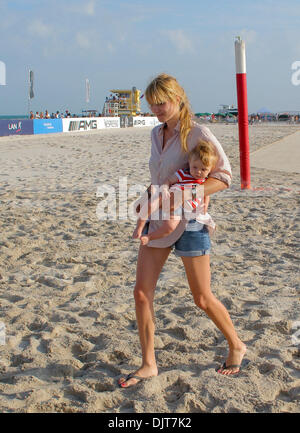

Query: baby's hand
[203,196,210,214]
[161,184,170,204]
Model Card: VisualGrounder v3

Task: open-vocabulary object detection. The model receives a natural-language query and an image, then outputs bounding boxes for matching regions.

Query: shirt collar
[158,121,180,135]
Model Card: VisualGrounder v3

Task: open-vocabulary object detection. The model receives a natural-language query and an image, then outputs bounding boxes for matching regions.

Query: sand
[250,129,300,174]
[0,123,299,413]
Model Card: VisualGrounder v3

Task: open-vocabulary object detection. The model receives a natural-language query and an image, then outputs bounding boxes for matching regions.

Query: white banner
[132,116,160,127]
[61,116,159,132]
[62,117,120,132]
[98,117,120,129]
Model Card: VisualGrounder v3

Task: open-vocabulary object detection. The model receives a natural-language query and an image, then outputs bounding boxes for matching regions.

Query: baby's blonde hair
[188,140,218,169]
[145,73,193,152]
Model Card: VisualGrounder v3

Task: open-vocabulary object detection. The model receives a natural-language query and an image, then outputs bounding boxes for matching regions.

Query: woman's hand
[134,184,152,214]
[132,226,142,240]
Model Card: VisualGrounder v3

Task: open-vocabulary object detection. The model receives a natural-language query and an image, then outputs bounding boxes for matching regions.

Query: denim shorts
[143,219,211,257]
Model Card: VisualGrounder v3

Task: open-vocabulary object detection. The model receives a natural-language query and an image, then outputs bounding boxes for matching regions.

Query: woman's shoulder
[190,121,212,139]
[187,121,216,150]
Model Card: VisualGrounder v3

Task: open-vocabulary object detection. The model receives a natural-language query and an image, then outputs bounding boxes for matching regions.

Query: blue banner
[0,119,33,136]
[33,119,63,134]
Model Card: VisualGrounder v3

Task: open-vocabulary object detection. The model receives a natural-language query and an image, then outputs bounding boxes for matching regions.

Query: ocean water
[0,115,28,120]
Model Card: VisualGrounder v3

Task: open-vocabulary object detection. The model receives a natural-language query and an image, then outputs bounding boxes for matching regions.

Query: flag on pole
[0,61,6,85]
[85,78,90,104]
[29,70,34,99]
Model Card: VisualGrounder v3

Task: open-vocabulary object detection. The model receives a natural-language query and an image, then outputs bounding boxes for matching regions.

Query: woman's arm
[161,173,179,188]
[134,184,152,214]
[202,177,228,197]
[184,178,227,211]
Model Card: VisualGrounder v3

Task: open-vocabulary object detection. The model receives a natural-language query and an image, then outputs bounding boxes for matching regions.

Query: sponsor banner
[33,119,63,134]
[98,117,120,129]
[62,117,120,132]
[132,116,160,127]
[63,118,98,132]
[0,119,33,136]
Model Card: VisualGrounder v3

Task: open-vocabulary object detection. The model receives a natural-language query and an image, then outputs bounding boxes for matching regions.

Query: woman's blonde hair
[145,73,193,152]
[188,140,218,169]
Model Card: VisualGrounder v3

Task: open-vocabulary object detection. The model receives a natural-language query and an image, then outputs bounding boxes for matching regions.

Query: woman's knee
[134,284,154,306]
[193,293,214,311]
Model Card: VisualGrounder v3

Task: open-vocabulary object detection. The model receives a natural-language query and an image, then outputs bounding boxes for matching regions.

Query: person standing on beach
[118,74,247,388]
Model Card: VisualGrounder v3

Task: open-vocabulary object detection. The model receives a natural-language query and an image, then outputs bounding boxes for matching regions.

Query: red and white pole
[235,37,251,189]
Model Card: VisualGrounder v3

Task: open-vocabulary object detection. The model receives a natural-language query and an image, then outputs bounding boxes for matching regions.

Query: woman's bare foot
[217,342,247,375]
[118,365,158,388]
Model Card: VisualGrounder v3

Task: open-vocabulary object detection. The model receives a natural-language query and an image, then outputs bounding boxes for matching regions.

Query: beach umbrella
[195,112,212,117]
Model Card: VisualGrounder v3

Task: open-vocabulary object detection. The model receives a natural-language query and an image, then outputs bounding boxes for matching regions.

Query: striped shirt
[175,168,206,185]
[173,168,206,210]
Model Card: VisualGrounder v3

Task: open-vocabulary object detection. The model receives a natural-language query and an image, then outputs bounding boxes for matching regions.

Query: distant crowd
[249,113,299,124]
[30,110,74,119]
[29,110,158,119]
[29,110,300,123]
[196,113,300,125]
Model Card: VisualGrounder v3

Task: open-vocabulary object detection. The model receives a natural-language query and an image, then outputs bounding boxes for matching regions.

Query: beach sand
[0,123,299,413]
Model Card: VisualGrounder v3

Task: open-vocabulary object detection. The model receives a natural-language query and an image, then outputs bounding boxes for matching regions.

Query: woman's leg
[119,244,172,387]
[181,255,246,375]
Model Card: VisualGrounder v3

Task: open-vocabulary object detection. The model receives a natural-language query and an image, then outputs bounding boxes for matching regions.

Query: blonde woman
[118,74,247,387]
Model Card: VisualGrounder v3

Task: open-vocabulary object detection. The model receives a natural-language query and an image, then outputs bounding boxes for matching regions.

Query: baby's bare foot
[140,236,150,245]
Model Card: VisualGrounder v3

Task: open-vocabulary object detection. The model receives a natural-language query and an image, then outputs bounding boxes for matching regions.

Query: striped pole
[235,37,251,189]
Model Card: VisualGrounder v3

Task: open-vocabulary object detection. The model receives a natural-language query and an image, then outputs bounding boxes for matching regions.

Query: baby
[133,140,218,245]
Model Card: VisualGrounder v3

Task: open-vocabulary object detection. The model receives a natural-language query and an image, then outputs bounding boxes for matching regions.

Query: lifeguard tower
[102,87,141,117]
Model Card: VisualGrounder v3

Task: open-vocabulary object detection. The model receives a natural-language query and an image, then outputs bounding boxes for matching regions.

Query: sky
[0,0,299,115]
